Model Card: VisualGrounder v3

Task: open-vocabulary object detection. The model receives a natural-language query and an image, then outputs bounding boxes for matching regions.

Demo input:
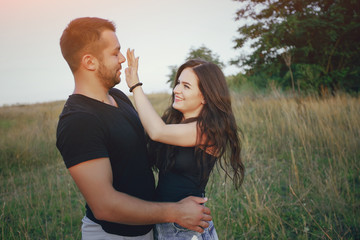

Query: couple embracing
[56,17,244,240]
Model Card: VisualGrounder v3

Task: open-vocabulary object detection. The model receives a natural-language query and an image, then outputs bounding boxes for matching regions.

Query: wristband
[129,82,143,92]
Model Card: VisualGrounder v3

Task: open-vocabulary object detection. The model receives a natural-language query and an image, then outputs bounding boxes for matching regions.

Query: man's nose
[119,53,126,63]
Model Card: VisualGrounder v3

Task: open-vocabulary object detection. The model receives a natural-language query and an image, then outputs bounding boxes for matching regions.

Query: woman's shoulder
[200,145,219,157]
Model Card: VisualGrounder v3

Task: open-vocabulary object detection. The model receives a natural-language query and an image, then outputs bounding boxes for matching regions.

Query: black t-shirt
[56,88,155,236]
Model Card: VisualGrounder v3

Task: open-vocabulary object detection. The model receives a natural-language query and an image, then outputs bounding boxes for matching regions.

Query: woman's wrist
[129,82,143,92]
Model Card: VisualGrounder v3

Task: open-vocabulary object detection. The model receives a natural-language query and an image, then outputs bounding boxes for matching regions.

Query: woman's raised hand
[125,48,140,88]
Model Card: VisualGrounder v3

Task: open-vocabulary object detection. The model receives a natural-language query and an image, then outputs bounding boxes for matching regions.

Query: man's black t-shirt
[56,88,155,236]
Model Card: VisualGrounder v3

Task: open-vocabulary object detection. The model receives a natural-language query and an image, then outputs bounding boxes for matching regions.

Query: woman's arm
[125,49,197,147]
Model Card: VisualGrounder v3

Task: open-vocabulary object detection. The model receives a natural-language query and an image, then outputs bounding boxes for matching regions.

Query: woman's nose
[173,84,181,94]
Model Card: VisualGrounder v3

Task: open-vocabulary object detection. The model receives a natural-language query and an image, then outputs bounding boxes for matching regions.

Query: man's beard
[96,62,120,89]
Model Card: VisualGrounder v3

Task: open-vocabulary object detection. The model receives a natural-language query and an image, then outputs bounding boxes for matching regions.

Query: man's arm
[68,157,211,232]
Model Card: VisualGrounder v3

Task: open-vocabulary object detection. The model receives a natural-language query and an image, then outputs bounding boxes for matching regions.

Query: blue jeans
[154,220,218,240]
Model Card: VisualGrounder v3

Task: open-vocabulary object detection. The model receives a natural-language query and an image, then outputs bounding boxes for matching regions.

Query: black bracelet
[129,82,143,92]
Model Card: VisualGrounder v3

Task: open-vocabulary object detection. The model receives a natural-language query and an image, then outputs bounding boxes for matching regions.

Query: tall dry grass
[0,102,83,239]
[0,93,359,239]
[206,93,360,239]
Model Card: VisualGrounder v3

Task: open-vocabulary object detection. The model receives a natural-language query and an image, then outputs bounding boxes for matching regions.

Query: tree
[232,0,360,93]
[166,45,225,87]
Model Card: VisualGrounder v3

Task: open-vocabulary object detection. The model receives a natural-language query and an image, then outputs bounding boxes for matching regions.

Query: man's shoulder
[59,94,100,120]
[56,100,104,147]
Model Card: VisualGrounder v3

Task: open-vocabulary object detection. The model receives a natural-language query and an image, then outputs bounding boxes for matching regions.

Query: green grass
[1,93,359,239]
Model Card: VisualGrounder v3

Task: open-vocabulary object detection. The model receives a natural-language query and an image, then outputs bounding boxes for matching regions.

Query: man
[56,17,211,239]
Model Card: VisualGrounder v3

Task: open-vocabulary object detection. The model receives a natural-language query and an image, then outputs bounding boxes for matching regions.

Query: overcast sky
[0,0,248,106]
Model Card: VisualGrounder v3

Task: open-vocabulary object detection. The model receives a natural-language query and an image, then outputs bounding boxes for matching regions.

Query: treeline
[231,0,360,94]
[168,0,360,95]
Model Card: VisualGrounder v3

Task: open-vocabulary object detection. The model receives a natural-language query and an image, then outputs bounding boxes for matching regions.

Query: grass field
[0,92,359,239]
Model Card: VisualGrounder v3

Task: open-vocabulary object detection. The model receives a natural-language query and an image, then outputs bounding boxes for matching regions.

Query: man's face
[96,30,126,89]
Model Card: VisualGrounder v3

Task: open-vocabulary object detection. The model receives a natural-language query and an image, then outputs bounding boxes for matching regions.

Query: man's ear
[81,54,97,71]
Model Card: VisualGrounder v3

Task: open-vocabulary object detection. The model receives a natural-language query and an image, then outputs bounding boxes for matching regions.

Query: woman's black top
[155,146,216,202]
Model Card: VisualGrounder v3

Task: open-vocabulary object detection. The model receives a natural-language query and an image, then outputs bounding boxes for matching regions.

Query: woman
[125,49,244,239]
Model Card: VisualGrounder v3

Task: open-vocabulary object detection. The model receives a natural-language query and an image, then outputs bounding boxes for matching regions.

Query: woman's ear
[81,54,97,71]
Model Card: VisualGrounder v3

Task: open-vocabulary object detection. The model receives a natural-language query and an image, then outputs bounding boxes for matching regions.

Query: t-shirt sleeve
[56,112,109,168]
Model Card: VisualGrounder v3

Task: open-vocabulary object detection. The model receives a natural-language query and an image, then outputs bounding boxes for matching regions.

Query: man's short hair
[60,17,116,72]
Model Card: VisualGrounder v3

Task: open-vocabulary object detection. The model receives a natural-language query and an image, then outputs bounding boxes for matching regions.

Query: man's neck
[73,74,116,107]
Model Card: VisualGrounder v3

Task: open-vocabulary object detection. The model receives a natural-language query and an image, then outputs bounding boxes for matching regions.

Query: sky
[0,0,248,106]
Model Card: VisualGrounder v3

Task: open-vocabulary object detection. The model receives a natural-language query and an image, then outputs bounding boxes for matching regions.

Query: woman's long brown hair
[150,59,245,189]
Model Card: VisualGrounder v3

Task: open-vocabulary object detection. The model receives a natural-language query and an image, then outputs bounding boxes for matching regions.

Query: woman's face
[172,67,205,120]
